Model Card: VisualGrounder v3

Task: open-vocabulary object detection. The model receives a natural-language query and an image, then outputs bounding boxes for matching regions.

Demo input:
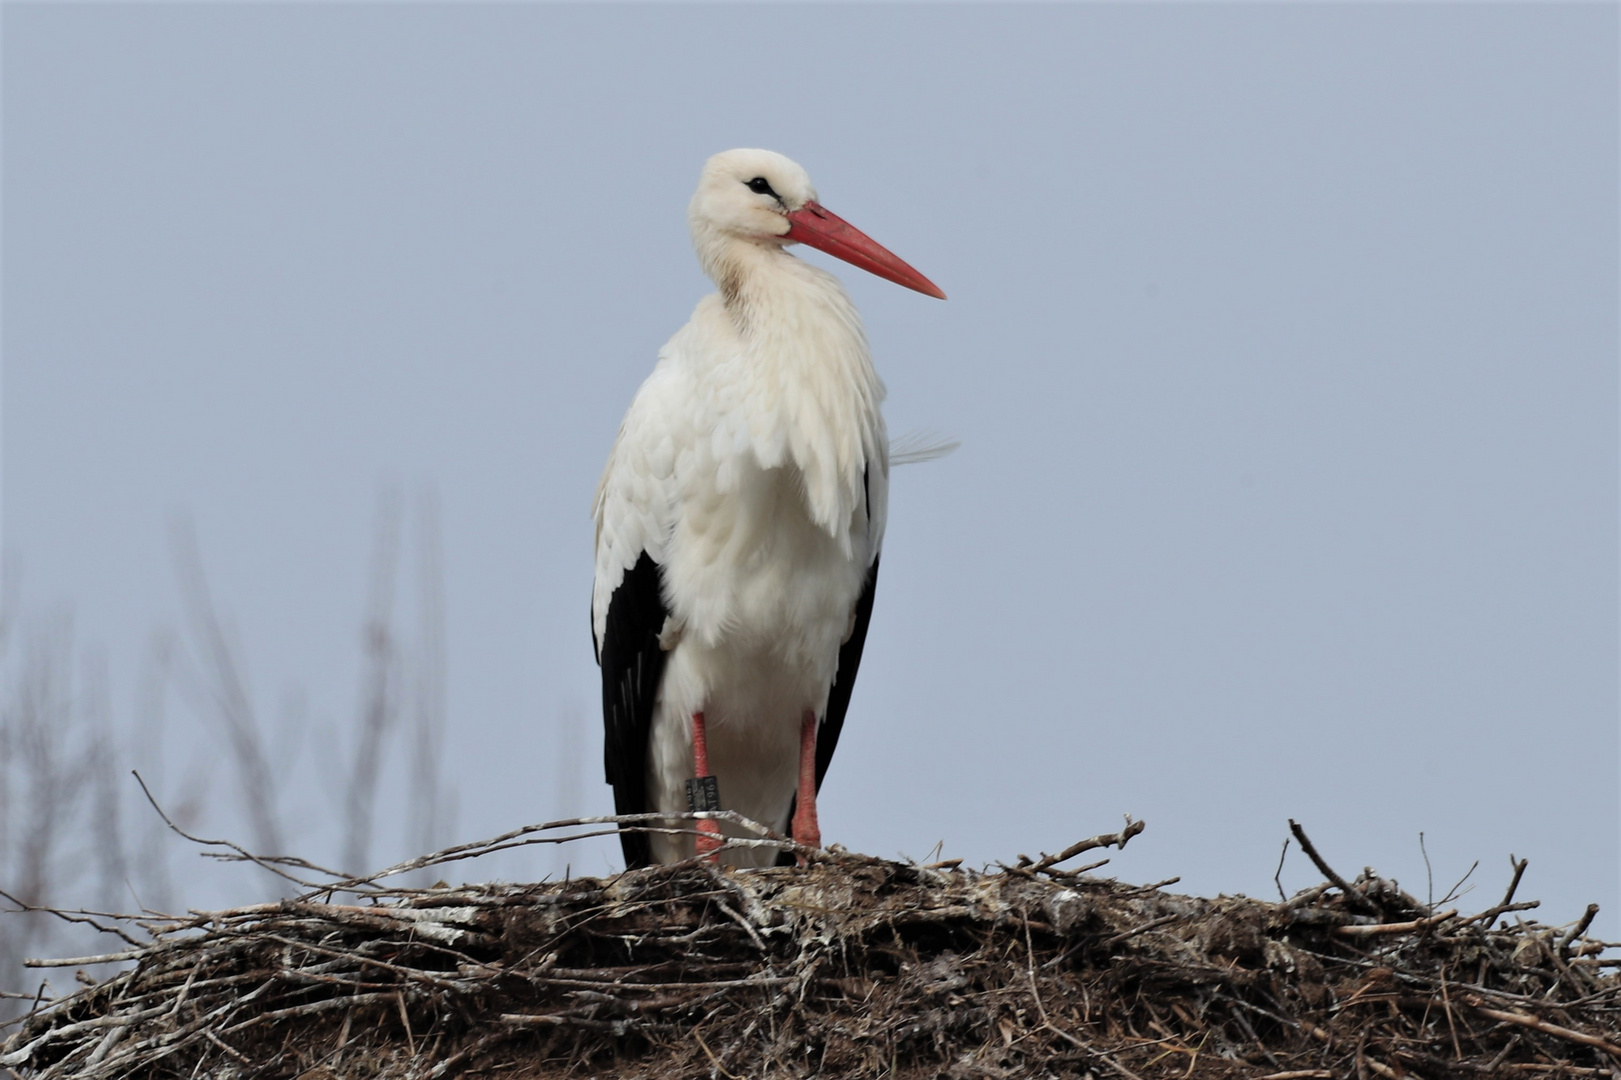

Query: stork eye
[745,177,778,197]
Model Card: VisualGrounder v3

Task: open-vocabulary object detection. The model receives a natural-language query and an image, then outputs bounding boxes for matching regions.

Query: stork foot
[791,710,821,866]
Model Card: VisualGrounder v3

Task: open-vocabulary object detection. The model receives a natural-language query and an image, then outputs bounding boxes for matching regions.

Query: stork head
[689,149,945,300]
[690,149,816,240]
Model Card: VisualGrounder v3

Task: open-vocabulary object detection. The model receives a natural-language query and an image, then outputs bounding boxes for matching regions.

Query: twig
[131,771,332,891]
[1365,1057,1400,1079]
[1118,877,1179,898]
[1438,966,1462,1060]
[711,900,767,954]
[693,1028,742,1080]
[1559,904,1600,957]
[1029,819,1146,874]
[1421,831,1433,910]
[304,809,781,897]
[1274,838,1290,902]
[1334,910,1457,938]
[1046,857,1111,880]
[224,993,396,1033]
[1499,855,1529,910]
[395,993,415,1056]
[169,963,200,1018]
[82,1023,128,1068]
[1438,859,1479,908]
[1458,899,1540,928]
[0,890,148,949]
[203,1030,249,1065]
[1289,819,1378,915]
[1463,997,1621,1056]
[1104,915,1180,947]
[23,950,148,968]
[26,981,50,1023]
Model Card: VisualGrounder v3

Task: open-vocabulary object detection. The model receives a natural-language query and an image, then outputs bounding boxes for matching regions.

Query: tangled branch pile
[3,816,1618,1079]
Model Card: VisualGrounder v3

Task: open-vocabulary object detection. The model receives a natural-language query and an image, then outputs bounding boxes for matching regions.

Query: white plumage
[592,149,943,867]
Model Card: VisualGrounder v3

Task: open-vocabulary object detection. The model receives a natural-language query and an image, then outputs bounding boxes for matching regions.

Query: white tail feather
[889,430,961,467]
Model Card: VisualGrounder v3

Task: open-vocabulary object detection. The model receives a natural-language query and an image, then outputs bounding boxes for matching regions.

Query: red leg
[690,711,723,860]
[791,710,821,863]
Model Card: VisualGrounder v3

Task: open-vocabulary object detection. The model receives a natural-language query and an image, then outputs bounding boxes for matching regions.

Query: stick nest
[4,821,1618,1079]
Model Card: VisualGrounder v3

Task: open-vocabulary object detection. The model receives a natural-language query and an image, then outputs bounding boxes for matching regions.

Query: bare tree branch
[406,486,449,886]
[168,517,286,886]
[343,488,402,877]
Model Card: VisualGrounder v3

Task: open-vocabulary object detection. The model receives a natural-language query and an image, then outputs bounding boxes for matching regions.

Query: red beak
[784,202,946,300]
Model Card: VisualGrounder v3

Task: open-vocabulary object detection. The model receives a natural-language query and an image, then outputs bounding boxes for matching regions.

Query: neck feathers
[694,232,888,536]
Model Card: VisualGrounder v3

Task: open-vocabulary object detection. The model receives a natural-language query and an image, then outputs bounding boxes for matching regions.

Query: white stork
[591,149,944,867]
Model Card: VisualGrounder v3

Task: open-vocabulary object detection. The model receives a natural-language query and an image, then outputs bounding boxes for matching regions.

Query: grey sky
[4,5,1616,930]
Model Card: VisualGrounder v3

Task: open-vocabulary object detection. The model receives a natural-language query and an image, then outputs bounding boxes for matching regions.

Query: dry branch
[1332,909,1457,937]
[1026,818,1146,873]
[1288,818,1378,915]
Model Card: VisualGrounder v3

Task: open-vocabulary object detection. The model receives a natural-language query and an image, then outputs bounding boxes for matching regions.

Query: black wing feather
[597,551,668,869]
[815,554,879,789]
